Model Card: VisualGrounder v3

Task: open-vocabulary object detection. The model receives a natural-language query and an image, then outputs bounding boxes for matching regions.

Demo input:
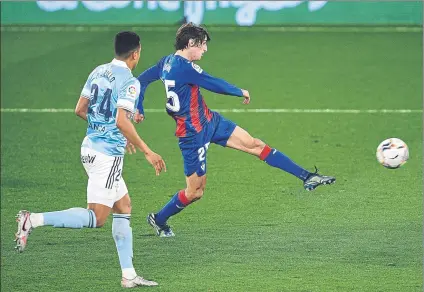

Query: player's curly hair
[175,22,211,50]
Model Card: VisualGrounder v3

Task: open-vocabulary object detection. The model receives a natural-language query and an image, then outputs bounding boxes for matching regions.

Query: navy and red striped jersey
[136,54,243,138]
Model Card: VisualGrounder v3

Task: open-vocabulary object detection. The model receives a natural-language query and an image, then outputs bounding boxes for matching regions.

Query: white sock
[30,213,44,228]
[122,268,137,280]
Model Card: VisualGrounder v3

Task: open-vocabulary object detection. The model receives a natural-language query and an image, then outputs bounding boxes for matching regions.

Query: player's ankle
[122,268,137,280]
[30,213,44,228]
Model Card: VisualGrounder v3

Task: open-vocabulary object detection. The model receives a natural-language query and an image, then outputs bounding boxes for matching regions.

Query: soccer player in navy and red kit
[136,23,336,237]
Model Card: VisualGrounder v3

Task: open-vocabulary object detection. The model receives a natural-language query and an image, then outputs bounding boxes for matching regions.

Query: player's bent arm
[116,108,152,154]
[75,96,89,121]
[116,108,166,175]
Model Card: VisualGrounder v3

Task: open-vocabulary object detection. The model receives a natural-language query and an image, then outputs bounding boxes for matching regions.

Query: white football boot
[15,210,33,253]
[121,276,158,288]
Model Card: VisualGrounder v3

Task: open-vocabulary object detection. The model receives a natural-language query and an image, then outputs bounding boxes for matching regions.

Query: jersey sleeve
[136,57,166,114]
[182,63,243,97]
[117,77,140,113]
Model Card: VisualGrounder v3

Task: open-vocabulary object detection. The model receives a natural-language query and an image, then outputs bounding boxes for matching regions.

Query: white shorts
[81,147,128,208]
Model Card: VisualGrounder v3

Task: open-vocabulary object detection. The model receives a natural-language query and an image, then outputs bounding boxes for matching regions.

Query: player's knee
[252,138,266,155]
[121,201,132,214]
[246,137,264,149]
[196,188,204,199]
[197,180,207,198]
[254,138,266,149]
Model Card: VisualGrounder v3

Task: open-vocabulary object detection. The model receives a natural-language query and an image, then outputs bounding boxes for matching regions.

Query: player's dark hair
[114,31,141,58]
[175,22,211,50]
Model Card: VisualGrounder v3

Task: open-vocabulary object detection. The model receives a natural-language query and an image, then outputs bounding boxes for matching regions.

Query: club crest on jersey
[127,85,137,98]
[191,63,203,74]
[163,63,171,73]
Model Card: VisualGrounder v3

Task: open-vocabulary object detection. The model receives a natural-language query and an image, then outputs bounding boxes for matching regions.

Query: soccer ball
[376,138,409,169]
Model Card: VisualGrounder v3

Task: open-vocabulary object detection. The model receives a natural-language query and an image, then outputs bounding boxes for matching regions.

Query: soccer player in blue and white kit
[14,32,165,288]
[136,23,335,237]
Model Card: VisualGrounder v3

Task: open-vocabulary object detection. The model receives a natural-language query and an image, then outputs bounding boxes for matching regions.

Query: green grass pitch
[1,27,422,291]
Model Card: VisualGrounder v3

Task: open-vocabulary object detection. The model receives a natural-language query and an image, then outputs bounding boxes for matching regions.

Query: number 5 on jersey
[164,80,180,112]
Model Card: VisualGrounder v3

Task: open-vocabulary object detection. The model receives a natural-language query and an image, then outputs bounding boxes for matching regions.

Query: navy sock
[155,190,190,226]
[260,145,310,181]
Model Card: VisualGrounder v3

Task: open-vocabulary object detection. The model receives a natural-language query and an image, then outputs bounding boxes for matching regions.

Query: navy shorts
[179,113,237,177]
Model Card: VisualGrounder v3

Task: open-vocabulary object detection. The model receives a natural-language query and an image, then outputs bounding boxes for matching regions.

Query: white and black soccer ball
[376,138,409,169]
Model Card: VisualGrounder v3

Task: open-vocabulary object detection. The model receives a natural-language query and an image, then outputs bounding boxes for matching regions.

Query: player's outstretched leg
[226,126,335,191]
[148,174,205,237]
[259,145,335,191]
[113,194,158,288]
[15,207,97,252]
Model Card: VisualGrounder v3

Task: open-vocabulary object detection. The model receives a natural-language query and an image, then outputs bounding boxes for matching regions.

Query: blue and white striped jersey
[80,59,140,156]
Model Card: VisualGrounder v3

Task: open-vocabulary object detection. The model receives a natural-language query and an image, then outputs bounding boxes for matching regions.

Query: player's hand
[133,110,145,124]
[241,89,250,105]
[126,142,136,154]
[144,151,167,176]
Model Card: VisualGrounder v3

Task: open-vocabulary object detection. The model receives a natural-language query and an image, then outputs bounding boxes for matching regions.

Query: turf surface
[1,27,422,291]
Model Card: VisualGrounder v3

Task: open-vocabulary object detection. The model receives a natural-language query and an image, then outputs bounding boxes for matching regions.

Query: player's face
[192,40,207,61]
[130,46,141,70]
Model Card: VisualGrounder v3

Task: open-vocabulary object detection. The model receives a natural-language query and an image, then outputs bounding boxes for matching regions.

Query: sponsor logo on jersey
[81,154,96,164]
[88,122,106,133]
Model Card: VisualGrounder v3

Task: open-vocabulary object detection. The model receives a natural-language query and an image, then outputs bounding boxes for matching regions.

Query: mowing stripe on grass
[1,108,422,114]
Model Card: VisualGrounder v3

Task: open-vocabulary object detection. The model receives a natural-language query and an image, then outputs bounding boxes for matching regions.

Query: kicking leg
[148,173,206,237]
[112,193,158,288]
[226,126,335,190]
